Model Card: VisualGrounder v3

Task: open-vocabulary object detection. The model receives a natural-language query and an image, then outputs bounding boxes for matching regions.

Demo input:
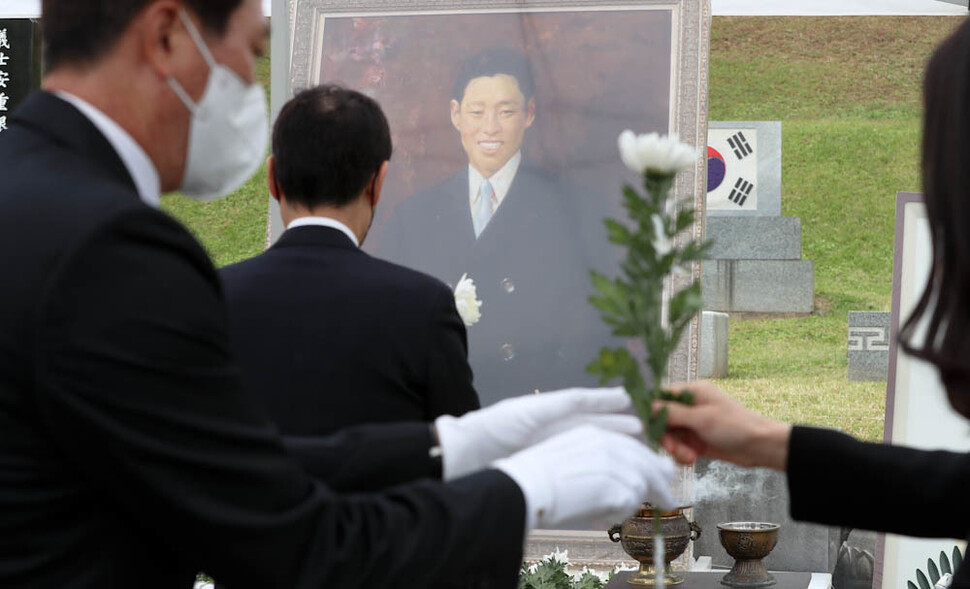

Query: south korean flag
[707,128,758,212]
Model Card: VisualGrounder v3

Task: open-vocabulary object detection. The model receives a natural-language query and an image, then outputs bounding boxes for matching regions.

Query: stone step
[702,259,814,313]
[705,216,802,260]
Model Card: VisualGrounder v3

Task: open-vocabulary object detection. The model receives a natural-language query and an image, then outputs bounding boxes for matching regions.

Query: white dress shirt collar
[468,151,522,212]
[55,91,162,208]
[286,216,360,248]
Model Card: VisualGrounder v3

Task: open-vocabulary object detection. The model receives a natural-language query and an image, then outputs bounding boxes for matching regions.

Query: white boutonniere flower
[454,273,482,327]
[618,130,697,177]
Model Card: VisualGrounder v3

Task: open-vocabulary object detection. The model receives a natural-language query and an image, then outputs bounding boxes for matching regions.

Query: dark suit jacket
[377,167,609,406]
[220,225,480,436]
[787,426,970,586]
[0,91,524,588]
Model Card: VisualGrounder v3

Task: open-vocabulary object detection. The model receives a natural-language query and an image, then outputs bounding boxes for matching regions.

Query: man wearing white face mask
[0,1,677,588]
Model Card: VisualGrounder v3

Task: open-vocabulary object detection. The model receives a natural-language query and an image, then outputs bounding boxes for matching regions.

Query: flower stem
[654,510,665,589]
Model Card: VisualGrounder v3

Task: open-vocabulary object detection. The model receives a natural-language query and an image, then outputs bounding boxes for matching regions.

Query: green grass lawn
[164,16,962,441]
[708,16,961,440]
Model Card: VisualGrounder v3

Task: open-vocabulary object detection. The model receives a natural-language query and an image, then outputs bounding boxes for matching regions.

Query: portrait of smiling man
[380,49,607,406]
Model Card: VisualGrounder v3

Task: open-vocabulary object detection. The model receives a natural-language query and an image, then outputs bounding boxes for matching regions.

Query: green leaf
[604,219,633,246]
[659,390,695,405]
[941,551,952,575]
[587,348,623,382]
[669,283,704,325]
[647,405,668,447]
[675,208,695,232]
[928,559,941,584]
[576,571,605,589]
[917,569,931,589]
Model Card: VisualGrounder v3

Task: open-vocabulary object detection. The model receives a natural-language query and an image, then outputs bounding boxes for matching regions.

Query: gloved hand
[494,425,676,529]
[434,387,639,480]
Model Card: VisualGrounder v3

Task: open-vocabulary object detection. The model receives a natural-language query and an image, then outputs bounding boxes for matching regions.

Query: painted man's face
[450,74,536,178]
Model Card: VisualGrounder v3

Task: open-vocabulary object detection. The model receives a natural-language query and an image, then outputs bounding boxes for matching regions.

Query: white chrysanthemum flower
[577,566,611,583]
[618,130,697,177]
[454,273,482,327]
[548,548,569,564]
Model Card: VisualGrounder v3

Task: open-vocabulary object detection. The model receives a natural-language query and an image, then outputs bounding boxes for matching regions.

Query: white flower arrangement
[454,273,482,327]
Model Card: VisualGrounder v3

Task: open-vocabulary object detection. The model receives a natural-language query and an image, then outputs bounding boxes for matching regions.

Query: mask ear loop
[177,9,218,70]
[166,10,218,114]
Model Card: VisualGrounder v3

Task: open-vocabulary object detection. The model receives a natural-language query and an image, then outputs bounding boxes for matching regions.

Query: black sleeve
[787,425,970,539]
[283,421,443,492]
[423,283,482,419]
[34,208,525,588]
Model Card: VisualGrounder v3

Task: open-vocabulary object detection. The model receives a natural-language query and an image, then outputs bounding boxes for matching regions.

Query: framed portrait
[874,193,970,588]
[279,0,709,560]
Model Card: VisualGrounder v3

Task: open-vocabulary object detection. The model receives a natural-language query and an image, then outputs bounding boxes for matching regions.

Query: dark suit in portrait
[220,224,480,437]
[0,91,524,589]
[380,166,607,406]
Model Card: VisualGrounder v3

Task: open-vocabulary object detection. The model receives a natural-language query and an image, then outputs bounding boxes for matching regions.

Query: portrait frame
[277,0,710,565]
[874,192,970,589]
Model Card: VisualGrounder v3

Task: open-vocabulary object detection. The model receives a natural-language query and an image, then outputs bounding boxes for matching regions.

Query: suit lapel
[12,91,138,196]
[445,169,477,249]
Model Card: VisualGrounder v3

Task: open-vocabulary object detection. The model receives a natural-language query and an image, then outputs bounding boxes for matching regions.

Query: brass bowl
[717,522,780,587]
[609,505,701,586]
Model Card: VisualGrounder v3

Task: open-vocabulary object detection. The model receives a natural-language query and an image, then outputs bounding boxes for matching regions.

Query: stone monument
[703,122,815,314]
[847,311,891,381]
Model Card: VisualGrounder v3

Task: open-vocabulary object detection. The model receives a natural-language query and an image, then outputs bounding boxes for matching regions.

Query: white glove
[494,425,676,530]
[435,387,639,480]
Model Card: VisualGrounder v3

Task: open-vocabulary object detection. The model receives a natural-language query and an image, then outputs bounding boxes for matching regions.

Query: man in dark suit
[0,1,676,587]
[221,85,480,436]
[379,49,609,406]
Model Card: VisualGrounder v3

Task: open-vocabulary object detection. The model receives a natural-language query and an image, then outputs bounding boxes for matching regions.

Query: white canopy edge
[0,1,273,19]
[712,0,966,15]
[0,0,963,22]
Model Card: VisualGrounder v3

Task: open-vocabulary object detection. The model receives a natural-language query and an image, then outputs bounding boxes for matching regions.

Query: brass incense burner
[717,522,780,587]
[608,505,701,586]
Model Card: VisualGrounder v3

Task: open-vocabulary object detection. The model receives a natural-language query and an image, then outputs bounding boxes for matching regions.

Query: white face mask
[167,10,268,201]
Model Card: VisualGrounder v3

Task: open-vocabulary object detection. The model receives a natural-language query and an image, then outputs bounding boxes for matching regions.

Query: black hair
[451,49,536,103]
[42,0,244,71]
[899,18,970,417]
[272,85,393,208]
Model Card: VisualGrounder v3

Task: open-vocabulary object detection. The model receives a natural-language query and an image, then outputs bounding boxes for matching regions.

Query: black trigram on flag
[727,132,753,159]
[729,178,754,206]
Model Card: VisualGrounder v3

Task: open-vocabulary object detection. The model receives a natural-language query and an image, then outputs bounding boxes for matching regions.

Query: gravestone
[707,122,781,217]
[0,19,41,135]
[699,311,728,379]
[847,312,891,381]
[703,122,815,314]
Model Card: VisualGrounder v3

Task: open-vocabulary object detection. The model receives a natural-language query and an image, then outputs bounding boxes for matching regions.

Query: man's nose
[483,112,502,134]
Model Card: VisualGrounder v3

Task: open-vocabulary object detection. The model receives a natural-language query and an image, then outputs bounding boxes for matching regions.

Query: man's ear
[266,156,281,203]
[141,1,190,79]
[450,99,462,132]
[369,160,391,207]
[524,97,536,128]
